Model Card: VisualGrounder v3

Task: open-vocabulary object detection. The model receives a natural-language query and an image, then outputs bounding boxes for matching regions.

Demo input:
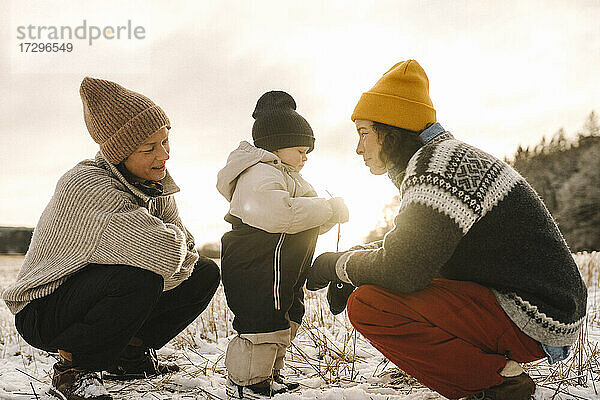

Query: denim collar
[419,122,445,144]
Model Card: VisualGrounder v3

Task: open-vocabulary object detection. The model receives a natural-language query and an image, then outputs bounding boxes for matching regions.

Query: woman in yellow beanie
[2,78,220,400]
[307,60,587,400]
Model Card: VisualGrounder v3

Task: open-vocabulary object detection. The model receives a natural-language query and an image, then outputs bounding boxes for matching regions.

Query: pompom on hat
[351,59,436,132]
[80,77,170,164]
[252,91,315,153]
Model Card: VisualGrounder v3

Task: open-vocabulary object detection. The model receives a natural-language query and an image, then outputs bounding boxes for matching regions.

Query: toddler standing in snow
[217,91,349,398]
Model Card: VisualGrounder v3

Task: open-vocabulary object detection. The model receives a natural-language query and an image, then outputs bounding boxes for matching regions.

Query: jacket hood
[217,141,278,201]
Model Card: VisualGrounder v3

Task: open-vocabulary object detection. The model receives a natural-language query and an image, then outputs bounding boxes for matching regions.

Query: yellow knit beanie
[351,60,436,132]
[80,77,170,164]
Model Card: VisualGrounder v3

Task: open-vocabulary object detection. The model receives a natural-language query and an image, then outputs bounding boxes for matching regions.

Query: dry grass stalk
[3,252,600,398]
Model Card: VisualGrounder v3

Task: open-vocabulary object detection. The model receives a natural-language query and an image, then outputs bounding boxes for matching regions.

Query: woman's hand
[327,282,356,315]
[306,252,345,290]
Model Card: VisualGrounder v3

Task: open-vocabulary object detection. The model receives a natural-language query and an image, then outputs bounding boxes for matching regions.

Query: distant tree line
[3,113,598,255]
[364,111,600,252]
[198,241,221,259]
[0,227,34,254]
[0,226,223,258]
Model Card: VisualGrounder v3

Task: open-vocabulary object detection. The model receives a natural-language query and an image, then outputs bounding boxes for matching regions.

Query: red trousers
[346,278,545,399]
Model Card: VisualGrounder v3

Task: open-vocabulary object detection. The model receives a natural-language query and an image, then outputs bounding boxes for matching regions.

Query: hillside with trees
[364,112,600,252]
[0,227,33,254]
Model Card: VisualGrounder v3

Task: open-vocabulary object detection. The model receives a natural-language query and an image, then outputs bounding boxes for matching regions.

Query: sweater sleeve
[230,163,333,234]
[155,195,200,289]
[344,202,463,293]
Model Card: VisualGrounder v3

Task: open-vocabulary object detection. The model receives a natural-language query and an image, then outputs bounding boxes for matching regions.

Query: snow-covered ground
[1,253,599,400]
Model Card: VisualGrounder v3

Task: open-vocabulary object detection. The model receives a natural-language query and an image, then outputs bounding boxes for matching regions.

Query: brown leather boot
[52,360,112,400]
[104,346,179,380]
[464,372,536,400]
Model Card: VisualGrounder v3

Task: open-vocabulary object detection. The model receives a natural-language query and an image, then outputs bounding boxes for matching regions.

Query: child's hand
[326,197,349,223]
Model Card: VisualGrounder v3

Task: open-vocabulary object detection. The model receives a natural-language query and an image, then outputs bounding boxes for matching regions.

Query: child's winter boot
[273,370,300,391]
[226,377,289,399]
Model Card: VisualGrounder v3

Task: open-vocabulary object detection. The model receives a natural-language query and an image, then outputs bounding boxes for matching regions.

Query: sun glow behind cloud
[1,0,598,250]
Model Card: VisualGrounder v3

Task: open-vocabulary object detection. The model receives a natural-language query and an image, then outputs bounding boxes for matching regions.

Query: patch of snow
[2,254,600,399]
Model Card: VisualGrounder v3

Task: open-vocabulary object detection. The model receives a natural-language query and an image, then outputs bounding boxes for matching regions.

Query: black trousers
[15,258,220,371]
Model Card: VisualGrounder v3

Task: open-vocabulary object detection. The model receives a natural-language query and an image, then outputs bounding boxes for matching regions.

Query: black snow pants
[15,257,220,371]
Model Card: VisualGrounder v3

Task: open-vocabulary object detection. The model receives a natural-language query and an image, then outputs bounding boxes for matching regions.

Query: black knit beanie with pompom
[251,91,315,153]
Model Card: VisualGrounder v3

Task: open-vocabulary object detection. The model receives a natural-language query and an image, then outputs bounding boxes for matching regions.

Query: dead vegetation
[2,252,599,399]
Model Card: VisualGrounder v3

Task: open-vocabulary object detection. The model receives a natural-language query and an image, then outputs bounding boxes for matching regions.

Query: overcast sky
[1,0,599,251]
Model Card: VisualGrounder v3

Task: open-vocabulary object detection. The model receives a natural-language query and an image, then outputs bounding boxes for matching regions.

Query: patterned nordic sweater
[2,152,199,314]
[343,131,587,347]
